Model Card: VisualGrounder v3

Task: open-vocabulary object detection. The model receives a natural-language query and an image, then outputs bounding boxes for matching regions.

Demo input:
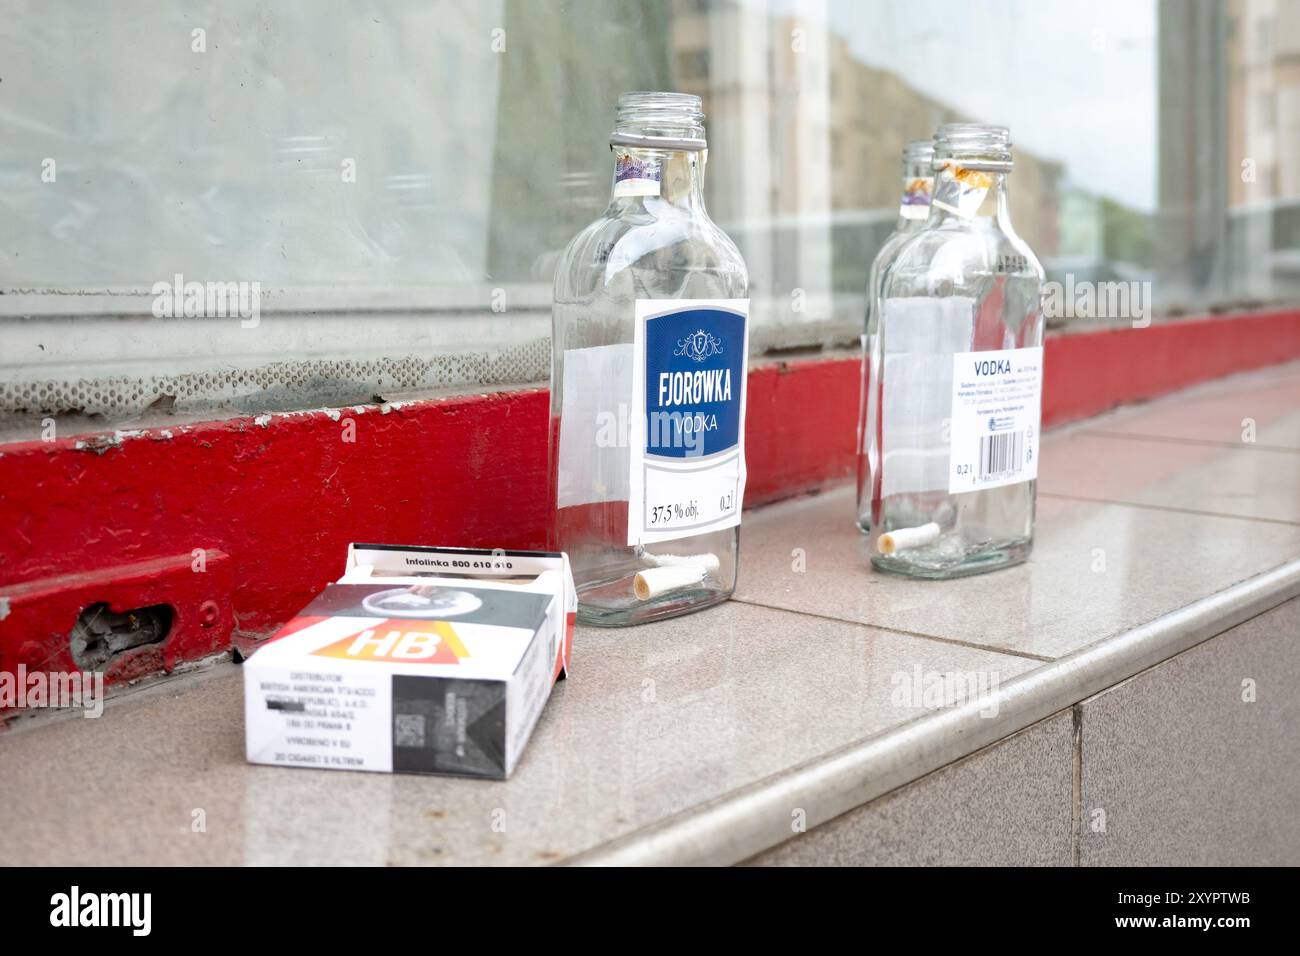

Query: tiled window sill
[2,361,1298,866]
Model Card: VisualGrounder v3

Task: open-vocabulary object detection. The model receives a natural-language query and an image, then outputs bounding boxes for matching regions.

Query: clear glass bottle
[549,93,749,626]
[870,124,1045,578]
[856,139,935,533]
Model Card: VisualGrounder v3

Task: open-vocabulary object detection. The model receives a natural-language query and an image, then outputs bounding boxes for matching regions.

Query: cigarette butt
[633,565,708,601]
[645,552,721,572]
[877,522,941,555]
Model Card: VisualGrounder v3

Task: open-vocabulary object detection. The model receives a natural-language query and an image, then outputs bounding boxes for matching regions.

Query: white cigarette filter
[877,522,942,555]
[633,564,708,601]
[644,552,721,572]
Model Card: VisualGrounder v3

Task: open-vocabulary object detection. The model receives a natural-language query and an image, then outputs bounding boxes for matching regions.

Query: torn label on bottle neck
[614,151,661,197]
[899,176,934,220]
[930,162,993,219]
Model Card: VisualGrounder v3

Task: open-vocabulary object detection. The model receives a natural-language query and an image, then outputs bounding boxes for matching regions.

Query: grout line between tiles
[728,595,1057,663]
[1081,429,1300,455]
[1039,491,1300,528]
[1071,704,1082,867]
[1061,584,1297,870]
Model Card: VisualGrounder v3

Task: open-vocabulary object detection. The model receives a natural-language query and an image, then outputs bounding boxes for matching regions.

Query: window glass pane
[0,0,1294,426]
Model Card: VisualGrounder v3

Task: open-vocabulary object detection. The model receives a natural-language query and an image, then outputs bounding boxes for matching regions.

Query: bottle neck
[610,146,706,212]
[927,163,1011,227]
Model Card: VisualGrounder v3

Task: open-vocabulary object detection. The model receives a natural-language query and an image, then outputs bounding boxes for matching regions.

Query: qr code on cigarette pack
[394,713,426,748]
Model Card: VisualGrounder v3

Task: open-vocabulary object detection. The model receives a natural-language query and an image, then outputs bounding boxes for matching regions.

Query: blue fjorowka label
[628,299,748,546]
[644,307,744,459]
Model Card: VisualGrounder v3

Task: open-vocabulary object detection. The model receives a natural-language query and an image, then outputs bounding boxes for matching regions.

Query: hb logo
[311,620,469,664]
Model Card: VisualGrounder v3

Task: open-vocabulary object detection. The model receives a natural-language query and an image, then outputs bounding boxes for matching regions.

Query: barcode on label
[980,430,1025,480]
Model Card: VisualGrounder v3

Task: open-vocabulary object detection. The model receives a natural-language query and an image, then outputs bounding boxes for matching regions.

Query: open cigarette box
[243,544,575,780]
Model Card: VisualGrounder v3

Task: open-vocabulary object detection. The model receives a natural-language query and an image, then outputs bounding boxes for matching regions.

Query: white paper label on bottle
[948,346,1043,494]
[556,344,633,509]
[627,298,749,547]
[879,296,976,498]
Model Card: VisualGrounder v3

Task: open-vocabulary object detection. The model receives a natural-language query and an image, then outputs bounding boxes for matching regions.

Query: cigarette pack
[243,544,575,779]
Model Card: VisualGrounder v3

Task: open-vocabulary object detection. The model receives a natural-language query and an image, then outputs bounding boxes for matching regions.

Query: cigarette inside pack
[243,545,576,780]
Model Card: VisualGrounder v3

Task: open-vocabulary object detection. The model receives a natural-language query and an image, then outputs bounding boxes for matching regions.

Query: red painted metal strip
[0,550,232,710]
[744,357,860,506]
[0,393,552,667]
[1042,309,1300,426]
[2,309,1298,688]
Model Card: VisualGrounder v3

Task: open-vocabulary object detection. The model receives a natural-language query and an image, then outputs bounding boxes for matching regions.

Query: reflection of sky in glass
[760,0,1158,211]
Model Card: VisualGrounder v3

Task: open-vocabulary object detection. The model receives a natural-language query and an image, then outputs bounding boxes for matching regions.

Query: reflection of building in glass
[668,0,1064,321]
[1226,0,1300,300]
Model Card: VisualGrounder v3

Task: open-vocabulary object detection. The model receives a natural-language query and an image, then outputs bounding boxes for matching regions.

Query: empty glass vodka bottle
[856,139,935,532]
[870,124,1045,578]
[549,93,749,626]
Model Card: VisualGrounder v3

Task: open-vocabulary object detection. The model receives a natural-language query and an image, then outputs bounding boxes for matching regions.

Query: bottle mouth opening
[932,123,1012,171]
[611,91,706,151]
